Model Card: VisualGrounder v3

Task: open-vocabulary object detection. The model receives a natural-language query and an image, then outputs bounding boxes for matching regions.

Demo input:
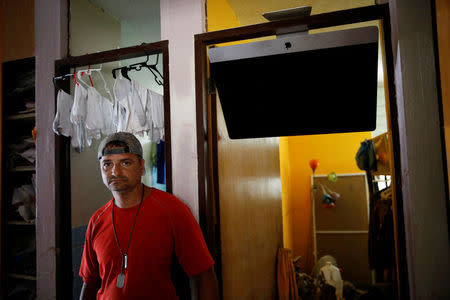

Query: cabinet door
[217,100,283,300]
[313,173,371,283]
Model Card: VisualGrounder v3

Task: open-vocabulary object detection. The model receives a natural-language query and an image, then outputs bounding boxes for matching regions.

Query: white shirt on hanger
[127,80,149,136]
[101,97,115,136]
[85,86,104,145]
[53,89,74,138]
[70,83,88,151]
[113,78,133,133]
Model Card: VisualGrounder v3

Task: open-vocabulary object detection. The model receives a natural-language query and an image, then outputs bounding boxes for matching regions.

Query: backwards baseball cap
[97,132,143,160]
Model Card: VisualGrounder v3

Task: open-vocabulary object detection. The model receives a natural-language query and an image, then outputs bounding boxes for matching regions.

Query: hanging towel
[277,248,300,300]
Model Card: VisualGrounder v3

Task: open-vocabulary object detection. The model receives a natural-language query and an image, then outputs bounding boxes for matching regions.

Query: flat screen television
[209,26,379,139]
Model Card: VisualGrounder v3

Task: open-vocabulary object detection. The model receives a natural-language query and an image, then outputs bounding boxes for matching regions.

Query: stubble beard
[107,176,130,192]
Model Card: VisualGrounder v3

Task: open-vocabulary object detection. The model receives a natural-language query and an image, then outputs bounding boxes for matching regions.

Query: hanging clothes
[368,188,395,282]
[127,80,149,136]
[148,89,164,142]
[276,248,300,300]
[113,77,164,141]
[53,69,165,153]
[85,86,104,145]
[355,139,377,172]
[101,97,115,136]
[70,83,88,151]
[53,89,74,138]
[113,77,132,133]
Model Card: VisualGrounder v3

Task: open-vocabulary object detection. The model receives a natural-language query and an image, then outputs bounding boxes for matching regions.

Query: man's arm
[79,280,100,300]
[194,267,220,300]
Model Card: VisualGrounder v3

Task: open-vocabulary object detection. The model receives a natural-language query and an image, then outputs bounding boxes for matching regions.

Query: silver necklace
[112,184,144,288]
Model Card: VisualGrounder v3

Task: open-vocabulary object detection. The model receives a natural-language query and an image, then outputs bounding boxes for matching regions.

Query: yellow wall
[207,0,241,31]
[436,0,450,195]
[279,132,370,271]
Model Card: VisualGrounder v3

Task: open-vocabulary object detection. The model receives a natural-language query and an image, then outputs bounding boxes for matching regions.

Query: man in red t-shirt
[79,132,219,299]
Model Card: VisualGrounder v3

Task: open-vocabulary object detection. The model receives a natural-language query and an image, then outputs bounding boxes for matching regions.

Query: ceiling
[226,0,374,26]
[88,0,159,24]
[88,0,375,26]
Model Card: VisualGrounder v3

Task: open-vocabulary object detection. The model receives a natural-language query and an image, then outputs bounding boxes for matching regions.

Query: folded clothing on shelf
[12,183,36,222]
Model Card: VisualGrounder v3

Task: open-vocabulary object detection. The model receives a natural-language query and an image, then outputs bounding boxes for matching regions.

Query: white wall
[69,0,121,228]
[119,0,163,95]
[69,0,163,227]
[160,0,206,219]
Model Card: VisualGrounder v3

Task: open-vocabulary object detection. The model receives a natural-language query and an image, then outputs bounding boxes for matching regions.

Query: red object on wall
[309,159,319,172]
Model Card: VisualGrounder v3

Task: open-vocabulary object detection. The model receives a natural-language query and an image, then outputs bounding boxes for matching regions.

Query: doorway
[54,41,176,299]
[195,4,406,300]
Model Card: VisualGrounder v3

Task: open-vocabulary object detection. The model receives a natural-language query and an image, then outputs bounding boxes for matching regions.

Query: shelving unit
[5,112,36,121]
[7,273,37,281]
[1,57,36,299]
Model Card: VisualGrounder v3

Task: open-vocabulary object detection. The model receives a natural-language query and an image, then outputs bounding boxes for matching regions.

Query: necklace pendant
[117,273,125,288]
[123,254,128,270]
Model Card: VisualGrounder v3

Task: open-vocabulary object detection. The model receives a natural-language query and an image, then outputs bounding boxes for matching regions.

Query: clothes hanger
[78,64,114,100]
[111,54,163,85]
[77,65,103,87]
[76,71,90,88]
[121,67,131,81]
[139,53,163,85]
[53,72,74,90]
[112,63,130,80]
[144,53,164,85]
[93,66,114,103]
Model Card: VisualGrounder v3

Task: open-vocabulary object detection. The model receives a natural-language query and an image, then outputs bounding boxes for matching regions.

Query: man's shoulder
[148,188,190,212]
[88,199,113,227]
[149,188,180,203]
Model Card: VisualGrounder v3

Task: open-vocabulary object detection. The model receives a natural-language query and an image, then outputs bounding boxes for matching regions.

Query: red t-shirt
[79,188,214,299]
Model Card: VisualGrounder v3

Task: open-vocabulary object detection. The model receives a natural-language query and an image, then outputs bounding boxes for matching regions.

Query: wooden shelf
[7,220,35,226]
[5,112,36,121]
[2,57,37,298]
[9,166,35,172]
[7,273,37,281]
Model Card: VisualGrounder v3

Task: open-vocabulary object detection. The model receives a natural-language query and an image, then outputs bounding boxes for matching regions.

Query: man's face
[100,152,145,192]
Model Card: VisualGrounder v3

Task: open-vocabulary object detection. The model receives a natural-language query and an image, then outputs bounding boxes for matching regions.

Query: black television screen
[209,26,379,139]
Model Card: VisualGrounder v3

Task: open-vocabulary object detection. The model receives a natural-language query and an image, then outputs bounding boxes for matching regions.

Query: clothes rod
[55,41,167,69]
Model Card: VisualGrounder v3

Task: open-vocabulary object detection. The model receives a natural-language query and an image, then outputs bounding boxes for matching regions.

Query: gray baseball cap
[97,132,143,159]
